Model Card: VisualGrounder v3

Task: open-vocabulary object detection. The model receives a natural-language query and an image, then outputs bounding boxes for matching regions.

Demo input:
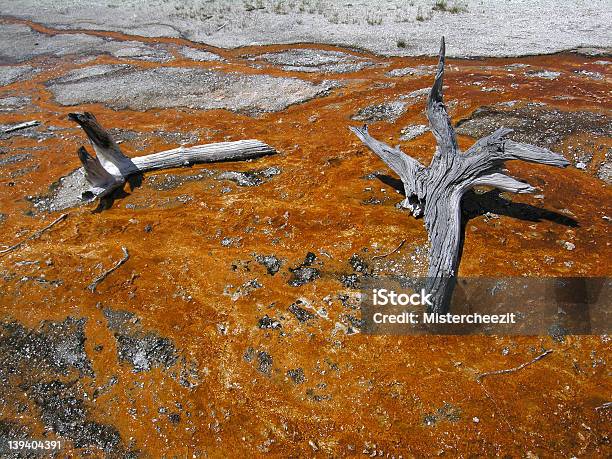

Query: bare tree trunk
[68,112,276,202]
[350,38,569,314]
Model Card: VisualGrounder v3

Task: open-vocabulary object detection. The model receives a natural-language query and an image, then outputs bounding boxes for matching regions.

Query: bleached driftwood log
[68,112,276,202]
[351,38,569,314]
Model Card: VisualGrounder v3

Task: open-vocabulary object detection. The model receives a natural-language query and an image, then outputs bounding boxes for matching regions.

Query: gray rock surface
[386,65,436,77]
[46,64,340,115]
[0,23,172,64]
[0,0,609,57]
[525,70,562,80]
[352,101,406,123]
[0,96,31,110]
[178,46,224,62]
[597,152,612,184]
[0,65,33,86]
[255,48,372,73]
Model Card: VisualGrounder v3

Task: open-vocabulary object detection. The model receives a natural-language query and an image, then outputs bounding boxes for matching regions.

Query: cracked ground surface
[0,16,610,458]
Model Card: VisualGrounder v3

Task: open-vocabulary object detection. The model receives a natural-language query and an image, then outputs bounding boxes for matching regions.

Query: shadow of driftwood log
[376,174,405,195]
[91,186,130,213]
[89,173,144,212]
[461,189,579,228]
[375,176,578,227]
[375,162,578,292]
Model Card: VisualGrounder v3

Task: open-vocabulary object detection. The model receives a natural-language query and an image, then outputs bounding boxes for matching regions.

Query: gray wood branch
[427,38,459,169]
[350,37,570,314]
[349,125,427,216]
[69,112,276,201]
[3,120,40,134]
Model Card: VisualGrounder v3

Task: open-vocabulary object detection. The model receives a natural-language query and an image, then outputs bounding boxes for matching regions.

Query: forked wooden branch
[68,112,276,202]
[351,37,569,313]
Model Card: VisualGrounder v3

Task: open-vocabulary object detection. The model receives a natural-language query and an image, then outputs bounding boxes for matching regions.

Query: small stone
[258,315,282,330]
[525,70,561,80]
[257,351,273,376]
[548,324,567,343]
[349,254,368,273]
[303,252,317,266]
[286,368,305,384]
[352,101,406,123]
[473,417,480,423]
[288,301,315,322]
[255,254,282,275]
[564,241,575,251]
[400,124,428,141]
[287,266,319,286]
[576,162,587,170]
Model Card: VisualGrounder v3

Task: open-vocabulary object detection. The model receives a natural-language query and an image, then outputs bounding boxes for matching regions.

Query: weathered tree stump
[351,38,570,313]
[68,112,276,203]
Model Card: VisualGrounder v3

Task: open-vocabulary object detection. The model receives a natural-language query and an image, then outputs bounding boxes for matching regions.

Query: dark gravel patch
[0,317,93,378]
[102,308,199,388]
[423,403,462,426]
[340,254,371,288]
[0,318,136,456]
[147,170,215,191]
[217,166,281,187]
[288,266,320,287]
[286,368,305,384]
[254,254,282,275]
[457,105,612,144]
[288,300,315,323]
[103,308,178,373]
[287,252,320,287]
[456,105,612,179]
[0,420,34,459]
[147,166,281,191]
[28,380,135,455]
[258,315,282,330]
[340,273,360,288]
[257,351,273,376]
[352,101,406,123]
[244,347,256,363]
[349,254,369,273]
